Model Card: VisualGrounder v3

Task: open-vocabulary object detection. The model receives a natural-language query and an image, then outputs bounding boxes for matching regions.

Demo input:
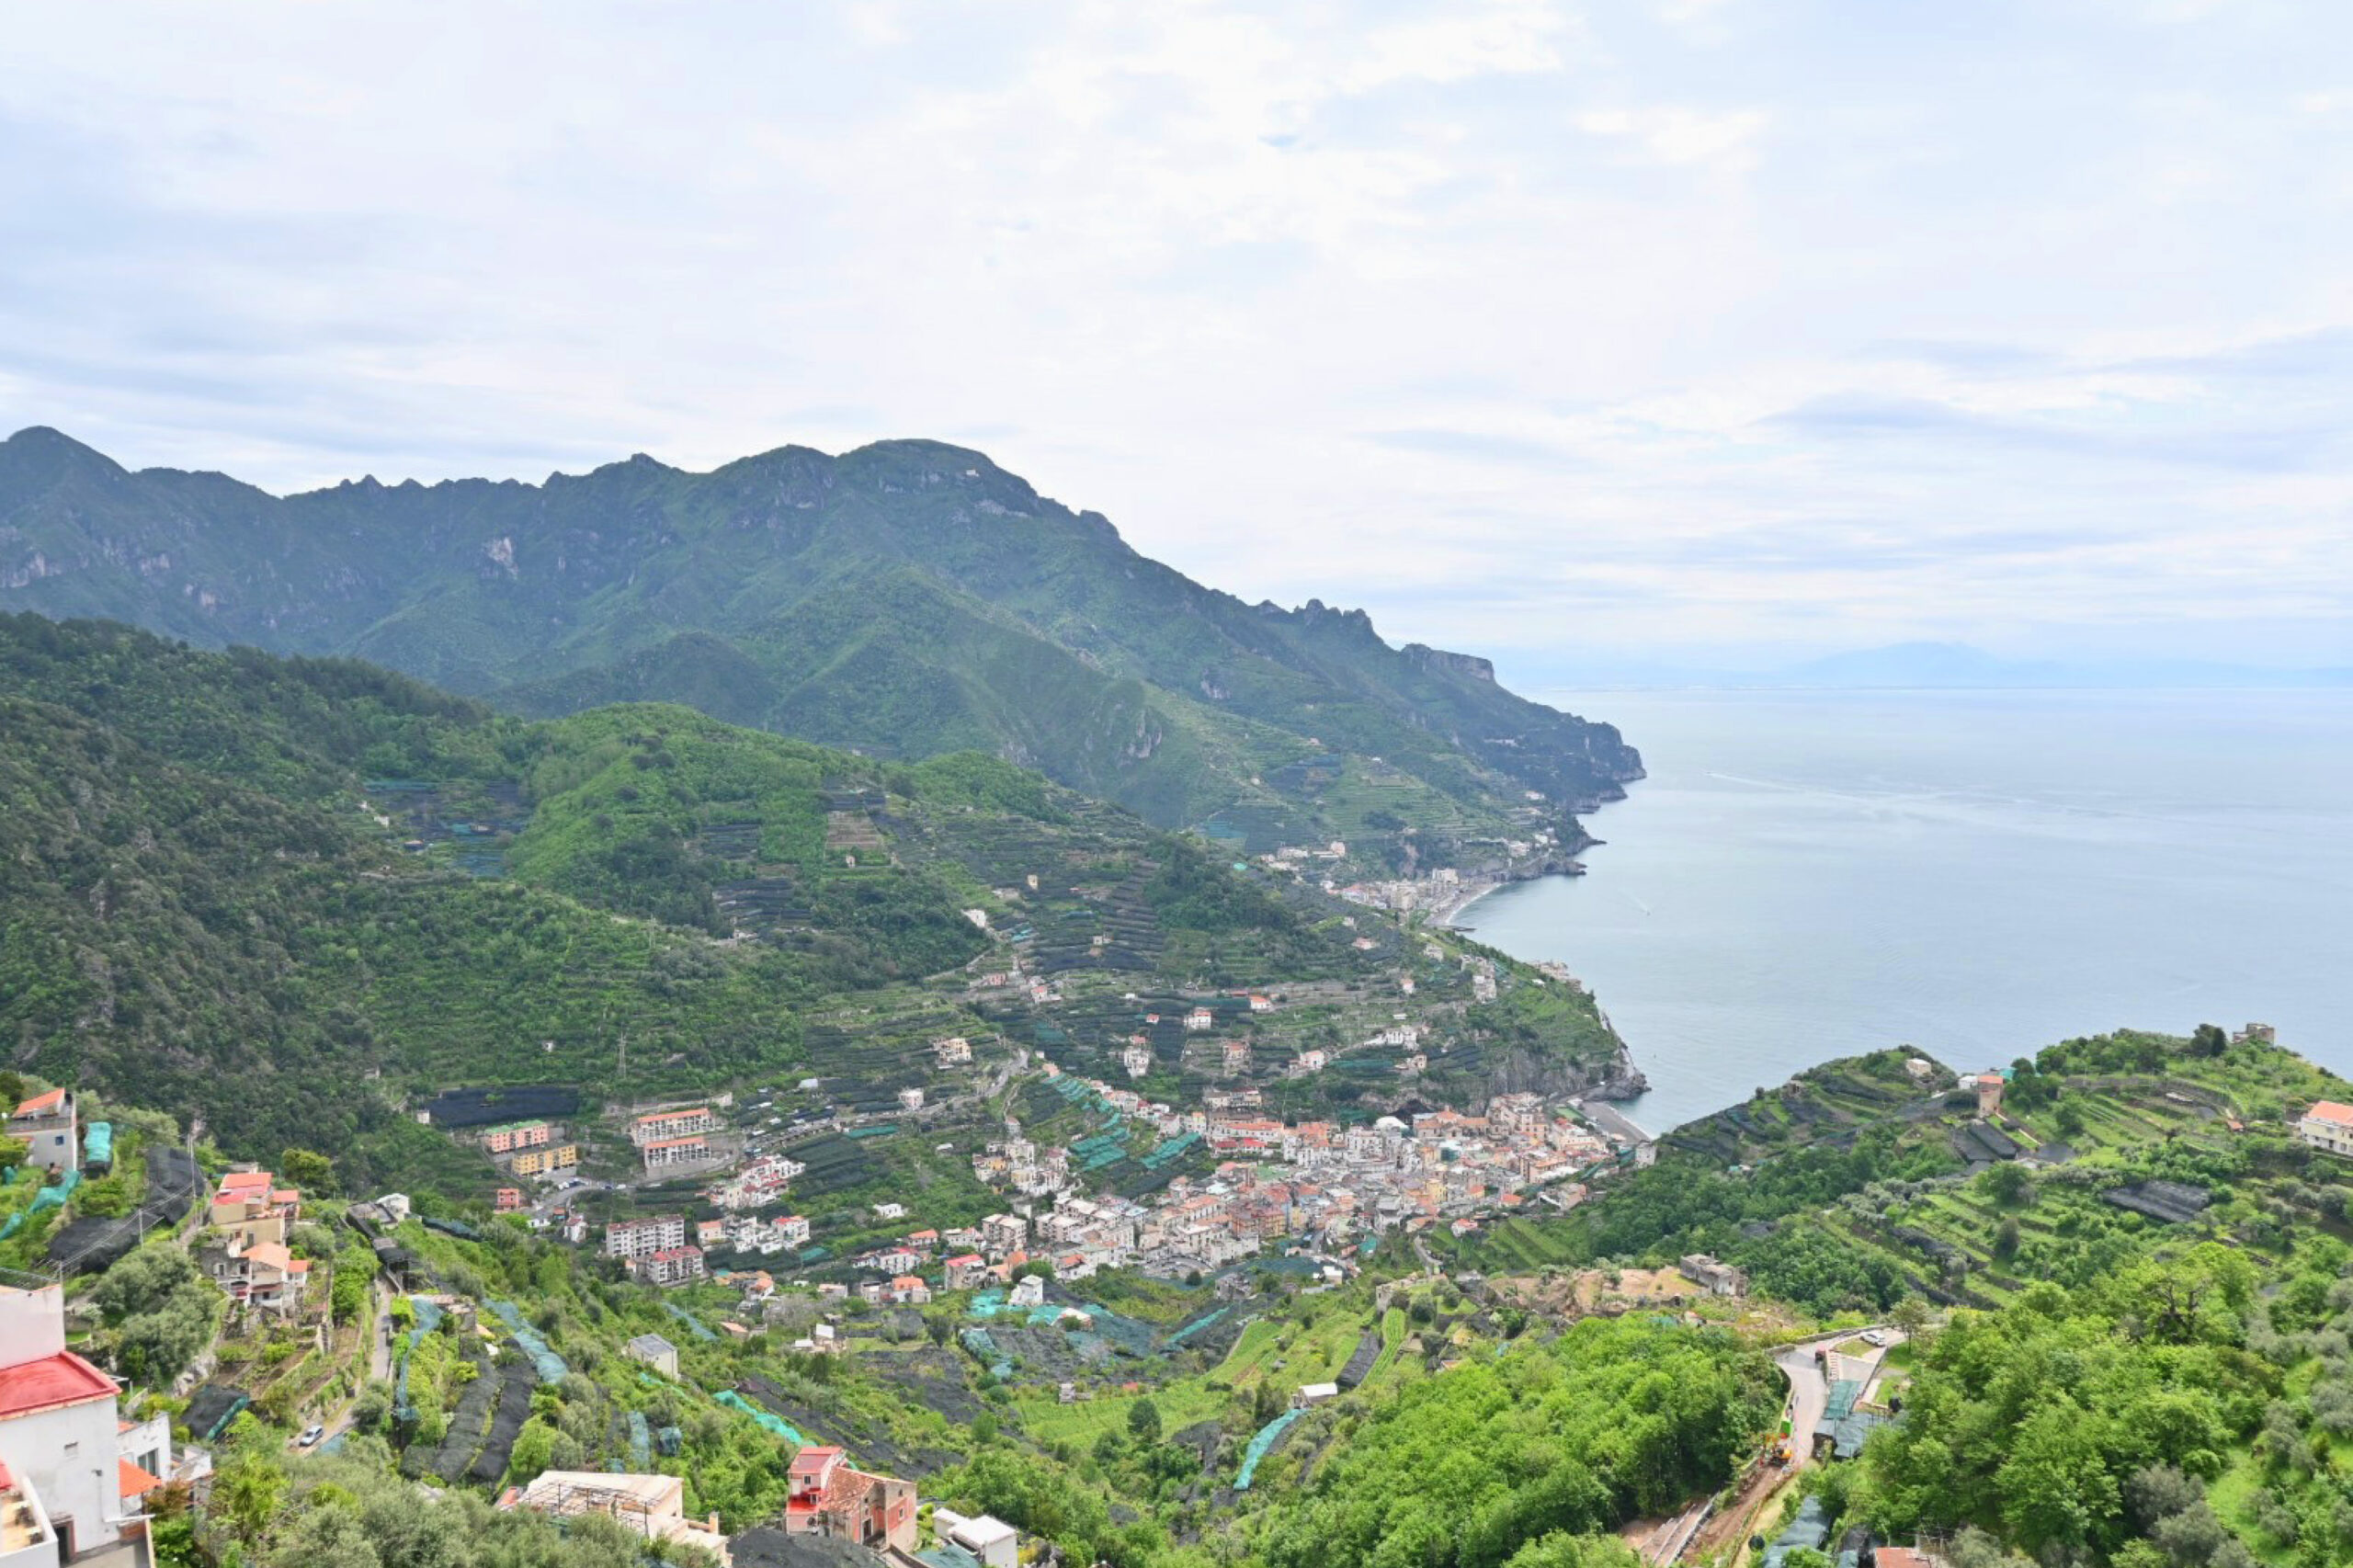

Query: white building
[624,1333,679,1378]
[932,1509,1019,1568]
[501,1471,730,1564]
[2299,1100,2353,1158]
[605,1215,688,1260]
[1,1456,55,1568]
[5,1091,75,1176]
[0,1276,161,1562]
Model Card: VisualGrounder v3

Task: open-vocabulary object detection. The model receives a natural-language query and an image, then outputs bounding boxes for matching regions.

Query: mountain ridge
[0,426,1640,858]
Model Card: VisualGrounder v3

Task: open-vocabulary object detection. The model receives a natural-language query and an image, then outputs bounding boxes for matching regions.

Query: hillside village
[11,1019,2353,1568]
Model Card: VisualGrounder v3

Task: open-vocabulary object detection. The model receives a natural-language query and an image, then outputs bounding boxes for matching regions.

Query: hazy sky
[5,2,2349,672]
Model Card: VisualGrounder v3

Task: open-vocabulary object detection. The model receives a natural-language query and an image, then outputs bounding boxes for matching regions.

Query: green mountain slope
[0,426,1640,847]
[0,614,1632,1176]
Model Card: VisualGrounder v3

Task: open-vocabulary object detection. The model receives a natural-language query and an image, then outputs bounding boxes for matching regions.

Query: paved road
[311,1278,400,1450]
[1772,1327,1904,1466]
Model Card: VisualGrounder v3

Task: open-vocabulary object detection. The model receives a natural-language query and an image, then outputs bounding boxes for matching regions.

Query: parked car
[299,1425,325,1447]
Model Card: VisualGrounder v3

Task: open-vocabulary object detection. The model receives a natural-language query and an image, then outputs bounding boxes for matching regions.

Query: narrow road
[309,1278,399,1450]
[1772,1326,1904,1466]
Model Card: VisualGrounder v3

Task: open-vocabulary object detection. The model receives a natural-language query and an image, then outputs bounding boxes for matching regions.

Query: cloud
[0,0,2346,665]
[1575,106,1769,171]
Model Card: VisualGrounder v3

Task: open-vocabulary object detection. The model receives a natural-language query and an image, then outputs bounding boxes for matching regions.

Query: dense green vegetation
[0,617,1428,1172]
[1225,1317,1777,1568]
[0,426,1640,846]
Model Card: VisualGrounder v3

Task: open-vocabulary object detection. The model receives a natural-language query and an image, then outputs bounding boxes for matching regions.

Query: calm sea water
[1462,688,2353,1135]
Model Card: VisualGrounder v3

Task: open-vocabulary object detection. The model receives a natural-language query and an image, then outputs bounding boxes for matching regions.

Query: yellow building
[513,1143,579,1177]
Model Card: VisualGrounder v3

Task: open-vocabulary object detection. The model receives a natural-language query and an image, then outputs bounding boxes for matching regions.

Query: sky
[4,1,2349,676]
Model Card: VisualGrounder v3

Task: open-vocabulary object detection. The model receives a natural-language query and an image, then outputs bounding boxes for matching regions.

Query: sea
[1459,687,2353,1136]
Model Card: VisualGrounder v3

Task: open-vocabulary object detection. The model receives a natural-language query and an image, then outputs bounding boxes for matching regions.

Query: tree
[280,1146,336,1195]
[1890,1297,1930,1338]
[1984,1162,2032,1208]
[1995,1398,2120,1553]
[1993,1218,2021,1262]
[1127,1398,1162,1445]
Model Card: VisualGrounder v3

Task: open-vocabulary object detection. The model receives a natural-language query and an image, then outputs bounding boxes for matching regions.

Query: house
[1248,994,1273,1013]
[981,1213,1028,1257]
[5,1090,75,1176]
[511,1144,578,1178]
[1121,1044,1153,1079]
[0,1276,166,1563]
[1293,1381,1339,1408]
[776,1214,812,1247]
[494,1188,524,1212]
[623,1333,679,1378]
[641,1134,709,1171]
[2,1457,56,1568]
[889,1275,931,1306]
[207,1170,301,1249]
[1679,1255,1748,1297]
[934,1037,973,1067]
[930,1508,1019,1568]
[944,1254,990,1290]
[781,1446,916,1554]
[1009,1274,1046,1309]
[635,1247,707,1289]
[605,1215,688,1260]
[225,1241,313,1312]
[2298,1101,2353,1158]
[1185,1007,1215,1032]
[500,1471,730,1565]
[631,1106,720,1145]
[478,1120,553,1154]
[1974,1073,2006,1116]
[898,1088,926,1112]
[1221,1040,1251,1076]
[696,1219,727,1248]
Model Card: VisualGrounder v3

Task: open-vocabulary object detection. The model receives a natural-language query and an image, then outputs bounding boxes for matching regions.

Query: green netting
[1079,1306,1158,1355]
[714,1389,802,1442]
[82,1123,113,1168]
[847,1125,898,1140]
[392,1297,445,1422]
[1235,1409,1303,1490]
[1165,1306,1230,1347]
[1142,1133,1200,1169]
[27,1172,81,1215]
[629,1411,653,1468]
[486,1301,570,1381]
[665,1301,720,1341]
[1824,1378,1863,1421]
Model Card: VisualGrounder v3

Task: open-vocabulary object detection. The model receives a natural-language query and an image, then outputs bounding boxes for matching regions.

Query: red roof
[218,1169,272,1192]
[119,1457,163,1499]
[2307,1100,2353,1128]
[11,1087,65,1118]
[789,1445,845,1479]
[0,1349,116,1420]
